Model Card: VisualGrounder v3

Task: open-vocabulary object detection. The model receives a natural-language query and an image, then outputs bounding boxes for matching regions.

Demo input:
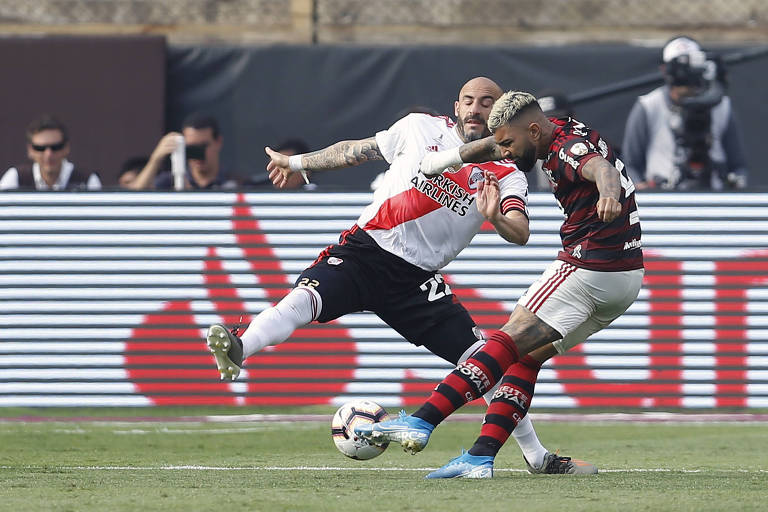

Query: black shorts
[295,226,483,364]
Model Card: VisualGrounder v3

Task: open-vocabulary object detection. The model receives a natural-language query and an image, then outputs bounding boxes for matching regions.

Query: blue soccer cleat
[354,410,434,455]
[426,450,494,479]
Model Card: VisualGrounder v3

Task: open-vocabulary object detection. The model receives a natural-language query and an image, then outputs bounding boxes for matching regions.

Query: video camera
[663,52,738,190]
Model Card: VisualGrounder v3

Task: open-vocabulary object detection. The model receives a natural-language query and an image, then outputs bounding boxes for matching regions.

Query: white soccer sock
[462,339,548,464]
[458,339,485,365]
[240,286,322,359]
[458,338,549,464]
[511,414,548,469]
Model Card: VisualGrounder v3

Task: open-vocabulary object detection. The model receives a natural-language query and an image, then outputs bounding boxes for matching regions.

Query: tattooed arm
[458,136,504,163]
[265,137,383,189]
[301,137,383,169]
[419,135,503,176]
[581,156,623,223]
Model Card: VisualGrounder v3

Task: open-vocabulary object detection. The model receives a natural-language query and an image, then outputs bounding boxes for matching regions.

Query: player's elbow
[519,228,530,245]
[508,225,530,246]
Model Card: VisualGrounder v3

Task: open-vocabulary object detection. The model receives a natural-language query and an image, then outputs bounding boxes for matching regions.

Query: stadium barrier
[1,192,766,408]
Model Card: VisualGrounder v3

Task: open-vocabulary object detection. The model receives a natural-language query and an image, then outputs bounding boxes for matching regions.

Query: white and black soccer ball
[330,399,391,460]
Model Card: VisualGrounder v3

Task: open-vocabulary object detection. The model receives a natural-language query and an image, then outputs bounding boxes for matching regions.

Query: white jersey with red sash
[356,113,528,271]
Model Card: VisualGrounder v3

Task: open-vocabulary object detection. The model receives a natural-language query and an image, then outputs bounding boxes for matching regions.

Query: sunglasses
[31,141,67,152]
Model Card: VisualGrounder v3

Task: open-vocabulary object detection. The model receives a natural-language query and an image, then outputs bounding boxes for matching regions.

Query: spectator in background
[116,156,149,189]
[251,138,314,190]
[275,138,310,156]
[531,90,575,191]
[128,113,237,190]
[537,90,574,119]
[0,115,101,191]
[622,36,748,190]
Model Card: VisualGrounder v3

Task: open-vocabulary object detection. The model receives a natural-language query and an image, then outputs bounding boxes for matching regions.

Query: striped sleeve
[501,195,528,217]
[497,164,529,217]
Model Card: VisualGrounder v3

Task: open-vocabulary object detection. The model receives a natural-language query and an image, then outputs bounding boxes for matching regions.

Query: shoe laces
[229,316,246,337]
[448,449,469,464]
[546,450,574,474]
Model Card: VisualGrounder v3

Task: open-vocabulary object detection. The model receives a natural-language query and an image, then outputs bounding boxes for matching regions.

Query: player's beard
[458,115,488,142]
[515,144,537,173]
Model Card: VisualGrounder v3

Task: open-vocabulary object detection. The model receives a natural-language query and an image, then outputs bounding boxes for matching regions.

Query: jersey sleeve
[496,162,529,218]
[375,113,419,163]
[552,136,601,182]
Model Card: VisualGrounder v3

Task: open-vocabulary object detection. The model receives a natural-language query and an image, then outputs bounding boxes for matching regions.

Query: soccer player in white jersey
[206,77,594,474]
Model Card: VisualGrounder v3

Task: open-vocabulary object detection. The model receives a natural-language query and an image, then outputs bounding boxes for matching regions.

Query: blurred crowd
[0,36,747,193]
[0,112,315,192]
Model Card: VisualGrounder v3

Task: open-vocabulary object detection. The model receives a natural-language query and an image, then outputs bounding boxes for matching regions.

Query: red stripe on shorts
[525,262,577,313]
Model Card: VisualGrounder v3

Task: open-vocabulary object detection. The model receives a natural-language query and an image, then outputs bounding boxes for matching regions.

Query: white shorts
[517,260,644,354]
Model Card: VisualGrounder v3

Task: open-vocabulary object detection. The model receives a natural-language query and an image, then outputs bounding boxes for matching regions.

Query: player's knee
[279,286,322,323]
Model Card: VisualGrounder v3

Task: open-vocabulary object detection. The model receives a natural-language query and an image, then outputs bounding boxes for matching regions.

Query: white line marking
[4,412,768,425]
[0,465,766,474]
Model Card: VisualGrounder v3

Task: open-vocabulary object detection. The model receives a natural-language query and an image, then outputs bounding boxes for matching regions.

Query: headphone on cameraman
[661,36,727,88]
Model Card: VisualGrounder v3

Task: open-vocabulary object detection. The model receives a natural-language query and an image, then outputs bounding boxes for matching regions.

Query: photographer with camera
[128,113,236,190]
[622,36,748,191]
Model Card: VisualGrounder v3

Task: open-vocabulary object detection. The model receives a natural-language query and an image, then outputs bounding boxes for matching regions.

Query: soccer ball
[331,399,391,460]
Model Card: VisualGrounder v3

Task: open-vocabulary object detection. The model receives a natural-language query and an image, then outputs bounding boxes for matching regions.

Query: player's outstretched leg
[206,324,244,381]
[354,410,435,455]
[357,330,519,454]
[425,450,493,479]
[205,286,321,381]
[525,451,598,474]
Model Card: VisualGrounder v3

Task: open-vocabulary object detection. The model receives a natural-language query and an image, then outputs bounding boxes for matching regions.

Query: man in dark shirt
[128,113,236,190]
[356,90,644,479]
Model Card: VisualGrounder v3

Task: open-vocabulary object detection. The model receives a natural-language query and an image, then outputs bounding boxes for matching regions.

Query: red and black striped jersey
[542,118,643,271]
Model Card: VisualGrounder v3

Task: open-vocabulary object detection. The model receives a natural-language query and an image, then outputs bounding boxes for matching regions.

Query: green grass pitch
[1,407,767,512]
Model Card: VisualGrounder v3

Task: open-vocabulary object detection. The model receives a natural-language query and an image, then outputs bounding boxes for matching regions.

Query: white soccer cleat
[205,324,244,381]
[524,451,598,474]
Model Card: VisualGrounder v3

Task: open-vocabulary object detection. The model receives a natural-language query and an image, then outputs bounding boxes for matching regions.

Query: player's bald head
[488,91,546,133]
[458,77,503,102]
[453,77,504,142]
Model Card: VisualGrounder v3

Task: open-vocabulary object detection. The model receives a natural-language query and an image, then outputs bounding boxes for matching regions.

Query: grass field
[1,407,767,512]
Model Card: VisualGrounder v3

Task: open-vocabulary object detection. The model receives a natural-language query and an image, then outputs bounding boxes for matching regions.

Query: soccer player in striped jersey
[207,79,592,474]
[356,90,643,478]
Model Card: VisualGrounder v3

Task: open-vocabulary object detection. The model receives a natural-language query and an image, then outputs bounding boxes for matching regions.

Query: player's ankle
[469,440,501,458]
[409,414,436,431]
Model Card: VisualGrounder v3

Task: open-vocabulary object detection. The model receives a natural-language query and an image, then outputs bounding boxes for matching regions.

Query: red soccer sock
[414,330,519,427]
[469,355,543,457]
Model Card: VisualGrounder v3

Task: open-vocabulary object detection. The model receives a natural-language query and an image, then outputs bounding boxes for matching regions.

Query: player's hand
[265,146,294,189]
[596,197,622,222]
[420,148,462,176]
[476,170,501,221]
[420,152,446,176]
